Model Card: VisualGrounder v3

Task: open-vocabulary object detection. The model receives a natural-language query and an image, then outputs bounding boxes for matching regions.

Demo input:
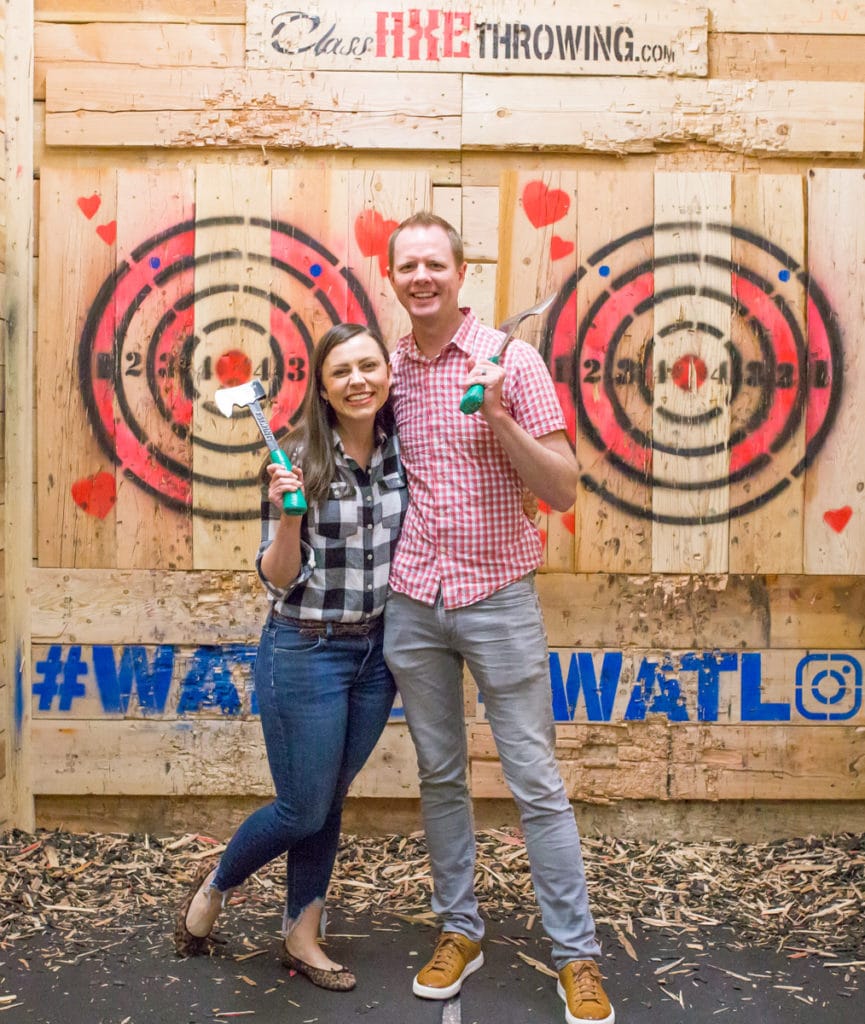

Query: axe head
[497,291,558,337]
[214,378,266,417]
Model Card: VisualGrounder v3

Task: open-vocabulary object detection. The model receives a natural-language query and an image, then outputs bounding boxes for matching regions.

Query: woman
[174,323,406,992]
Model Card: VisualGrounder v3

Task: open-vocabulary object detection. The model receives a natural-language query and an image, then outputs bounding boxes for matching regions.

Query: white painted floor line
[441,995,462,1024]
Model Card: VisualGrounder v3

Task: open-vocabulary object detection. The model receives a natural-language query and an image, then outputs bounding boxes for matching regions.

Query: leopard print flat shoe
[281,949,357,991]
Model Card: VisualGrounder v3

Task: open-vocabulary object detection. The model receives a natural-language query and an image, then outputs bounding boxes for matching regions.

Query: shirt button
[367,584,373,590]
[366,553,373,560]
[367,523,373,530]
[367,495,372,502]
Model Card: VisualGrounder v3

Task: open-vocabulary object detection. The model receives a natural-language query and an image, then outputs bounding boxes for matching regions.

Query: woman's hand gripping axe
[459,291,559,415]
[214,379,307,516]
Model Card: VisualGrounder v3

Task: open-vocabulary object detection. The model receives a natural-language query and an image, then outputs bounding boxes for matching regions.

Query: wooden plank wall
[13,0,865,833]
[2,0,35,831]
[0,0,7,828]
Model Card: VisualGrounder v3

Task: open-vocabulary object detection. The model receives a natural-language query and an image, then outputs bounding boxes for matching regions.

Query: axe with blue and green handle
[459,291,559,414]
[214,378,307,515]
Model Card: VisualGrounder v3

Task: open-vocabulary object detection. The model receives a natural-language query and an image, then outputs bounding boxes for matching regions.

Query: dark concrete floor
[1,907,862,1024]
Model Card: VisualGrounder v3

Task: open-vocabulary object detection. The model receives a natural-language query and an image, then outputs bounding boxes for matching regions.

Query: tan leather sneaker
[557,959,615,1024]
[413,931,484,999]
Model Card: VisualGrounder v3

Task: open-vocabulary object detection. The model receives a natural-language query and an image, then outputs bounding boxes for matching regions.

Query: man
[383,211,614,1024]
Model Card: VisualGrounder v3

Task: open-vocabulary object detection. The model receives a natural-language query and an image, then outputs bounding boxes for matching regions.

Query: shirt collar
[400,308,477,362]
[330,425,392,471]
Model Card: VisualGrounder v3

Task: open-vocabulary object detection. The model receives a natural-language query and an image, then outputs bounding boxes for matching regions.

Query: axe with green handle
[214,378,307,516]
[459,291,559,415]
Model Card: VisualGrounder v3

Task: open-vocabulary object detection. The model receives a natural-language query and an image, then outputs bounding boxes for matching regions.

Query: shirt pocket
[376,472,408,531]
[314,481,359,539]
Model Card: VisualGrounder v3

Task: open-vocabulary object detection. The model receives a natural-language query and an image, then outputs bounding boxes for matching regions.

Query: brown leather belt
[270,610,376,636]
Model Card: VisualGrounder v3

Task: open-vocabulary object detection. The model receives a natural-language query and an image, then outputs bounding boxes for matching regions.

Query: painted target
[541,222,843,525]
[79,216,379,519]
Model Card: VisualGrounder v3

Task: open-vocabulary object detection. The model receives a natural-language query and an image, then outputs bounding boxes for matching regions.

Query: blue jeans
[212,615,395,933]
[383,577,602,968]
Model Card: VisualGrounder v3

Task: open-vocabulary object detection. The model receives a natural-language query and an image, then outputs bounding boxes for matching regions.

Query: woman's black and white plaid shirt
[256,430,407,623]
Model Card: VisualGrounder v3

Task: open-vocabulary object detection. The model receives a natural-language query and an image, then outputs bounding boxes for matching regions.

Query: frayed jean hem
[283,897,327,939]
[210,868,239,908]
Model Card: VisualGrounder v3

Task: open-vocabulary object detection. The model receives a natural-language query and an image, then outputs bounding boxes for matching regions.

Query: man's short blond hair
[387,211,465,271]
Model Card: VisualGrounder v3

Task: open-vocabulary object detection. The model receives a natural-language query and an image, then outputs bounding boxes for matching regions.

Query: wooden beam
[30,568,265,645]
[33,641,859,727]
[459,262,496,331]
[191,164,270,570]
[651,172,732,573]
[44,67,462,150]
[668,725,865,800]
[536,573,770,650]
[114,168,194,569]
[35,0,245,22]
[727,175,807,573]
[36,167,118,568]
[803,170,865,573]
[31,719,419,798]
[768,576,865,648]
[570,170,654,574]
[246,0,707,76]
[708,1,865,34]
[710,32,865,81]
[26,567,772,648]
[32,569,865,651]
[462,77,865,155]
[2,0,34,829]
[460,186,499,262]
[470,722,865,801]
[34,22,244,100]
[496,169,577,570]
[541,647,865,725]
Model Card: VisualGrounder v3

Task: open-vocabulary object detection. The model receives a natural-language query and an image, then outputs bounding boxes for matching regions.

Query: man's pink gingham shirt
[389,309,567,609]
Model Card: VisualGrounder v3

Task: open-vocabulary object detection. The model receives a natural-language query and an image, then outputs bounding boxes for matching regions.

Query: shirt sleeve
[254,491,315,601]
[502,340,567,438]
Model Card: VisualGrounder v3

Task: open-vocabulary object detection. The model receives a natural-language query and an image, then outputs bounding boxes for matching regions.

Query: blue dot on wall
[599,265,611,278]
[310,264,323,278]
[149,257,161,270]
[778,269,791,282]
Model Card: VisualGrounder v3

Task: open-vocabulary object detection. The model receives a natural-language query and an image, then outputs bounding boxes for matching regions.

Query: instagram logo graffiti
[795,654,863,721]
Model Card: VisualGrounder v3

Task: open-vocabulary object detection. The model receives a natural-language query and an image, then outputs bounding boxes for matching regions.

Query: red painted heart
[550,235,575,261]
[560,512,576,535]
[522,180,570,228]
[71,471,117,519]
[96,221,117,245]
[77,193,101,219]
[354,209,398,277]
[823,506,853,533]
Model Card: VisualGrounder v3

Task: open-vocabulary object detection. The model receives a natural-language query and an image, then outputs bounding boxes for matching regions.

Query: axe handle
[459,354,501,415]
[459,292,557,415]
[270,448,307,516]
[247,402,306,516]
[458,324,518,414]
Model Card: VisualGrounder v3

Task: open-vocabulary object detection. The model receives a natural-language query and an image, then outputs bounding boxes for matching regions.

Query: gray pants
[383,577,601,967]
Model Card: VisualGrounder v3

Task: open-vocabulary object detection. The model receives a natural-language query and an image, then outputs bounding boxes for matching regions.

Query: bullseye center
[216,349,252,387]
[671,354,707,391]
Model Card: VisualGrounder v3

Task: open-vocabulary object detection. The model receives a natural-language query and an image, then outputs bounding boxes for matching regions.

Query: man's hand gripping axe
[459,291,559,415]
[214,379,307,516]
